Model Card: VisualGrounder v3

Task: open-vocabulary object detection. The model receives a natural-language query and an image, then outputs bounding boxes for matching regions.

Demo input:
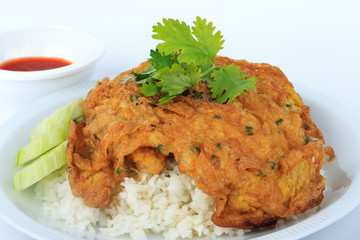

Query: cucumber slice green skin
[13,141,68,191]
[15,124,70,167]
[13,97,85,191]
[30,98,84,141]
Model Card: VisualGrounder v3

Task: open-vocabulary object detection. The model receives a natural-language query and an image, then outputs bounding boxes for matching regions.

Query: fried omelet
[67,56,333,229]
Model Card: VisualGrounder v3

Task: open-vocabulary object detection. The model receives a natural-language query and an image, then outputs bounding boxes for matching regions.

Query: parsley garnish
[215,142,222,150]
[158,144,164,152]
[192,144,201,153]
[209,65,257,103]
[152,17,224,66]
[275,119,283,125]
[116,167,123,175]
[304,135,310,145]
[156,64,201,103]
[123,17,257,104]
[267,161,276,170]
[245,126,254,135]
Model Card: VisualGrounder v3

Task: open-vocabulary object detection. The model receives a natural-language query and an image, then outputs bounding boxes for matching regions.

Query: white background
[0,0,359,239]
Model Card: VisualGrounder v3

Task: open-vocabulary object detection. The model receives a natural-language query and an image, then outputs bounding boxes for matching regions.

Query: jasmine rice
[34,161,244,239]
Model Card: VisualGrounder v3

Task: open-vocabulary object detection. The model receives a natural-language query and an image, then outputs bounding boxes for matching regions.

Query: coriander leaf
[120,75,134,84]
[199,62,216,83]
[157,63,201,96]
[158,95,176,105]
[152,17,224,66]
[133,65,157,84]
[134,79,148,84]
[139,79,161,97]
[121,64,157,85]
[192,16,224,62]
[148,49,178,70]
[208,64,257,103]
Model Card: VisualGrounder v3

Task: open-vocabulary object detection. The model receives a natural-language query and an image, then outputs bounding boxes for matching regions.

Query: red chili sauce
[0,57,72,71]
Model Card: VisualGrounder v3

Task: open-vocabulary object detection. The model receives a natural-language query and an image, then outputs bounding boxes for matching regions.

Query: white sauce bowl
[0,25,105,107]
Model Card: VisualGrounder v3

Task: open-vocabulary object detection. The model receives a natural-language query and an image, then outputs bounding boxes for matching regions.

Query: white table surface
[0,0,359,239]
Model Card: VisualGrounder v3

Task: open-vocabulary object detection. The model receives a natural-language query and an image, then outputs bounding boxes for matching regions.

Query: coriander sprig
[122,16,257,104]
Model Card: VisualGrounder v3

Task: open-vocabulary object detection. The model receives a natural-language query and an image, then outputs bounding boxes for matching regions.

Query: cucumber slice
[30,98,84,141]
[13,141,68,191]
[15,123,70,167]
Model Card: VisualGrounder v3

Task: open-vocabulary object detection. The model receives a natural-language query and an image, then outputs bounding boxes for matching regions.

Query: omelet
[67,56,333,229]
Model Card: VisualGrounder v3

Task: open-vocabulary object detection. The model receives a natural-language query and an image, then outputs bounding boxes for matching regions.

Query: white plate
[0,81,360,240]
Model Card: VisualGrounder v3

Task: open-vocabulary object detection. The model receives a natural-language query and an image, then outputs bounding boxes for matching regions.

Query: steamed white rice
[34,161,244,239]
